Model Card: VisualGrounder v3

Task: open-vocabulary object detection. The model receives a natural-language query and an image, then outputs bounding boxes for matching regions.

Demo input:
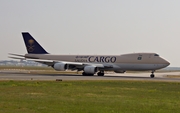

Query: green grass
[0,81,180,113]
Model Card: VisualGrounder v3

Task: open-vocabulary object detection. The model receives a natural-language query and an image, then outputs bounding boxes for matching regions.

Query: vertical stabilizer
[22,32,48,54]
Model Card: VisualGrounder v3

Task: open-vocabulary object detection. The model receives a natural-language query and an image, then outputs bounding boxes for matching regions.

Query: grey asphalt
[0,71,180,82]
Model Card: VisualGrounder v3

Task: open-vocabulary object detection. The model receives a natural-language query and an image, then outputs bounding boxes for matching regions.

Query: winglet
[22,32,48,54]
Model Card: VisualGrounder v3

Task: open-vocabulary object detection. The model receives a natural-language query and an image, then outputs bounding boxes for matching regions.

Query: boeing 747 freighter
[9,32,170,78]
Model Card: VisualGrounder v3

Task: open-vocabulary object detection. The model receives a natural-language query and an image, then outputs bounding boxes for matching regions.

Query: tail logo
[28,39,35,52]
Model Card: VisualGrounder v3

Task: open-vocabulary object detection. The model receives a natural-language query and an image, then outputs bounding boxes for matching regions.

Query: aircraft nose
[164,60,170,67]
[160,57,170,67]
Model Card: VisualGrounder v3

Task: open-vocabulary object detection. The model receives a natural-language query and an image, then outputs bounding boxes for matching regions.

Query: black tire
[89,74,94,76]
[97,72,104,76]
[82,72,94,76]
[82,72,86,76]
[150,74,155,78]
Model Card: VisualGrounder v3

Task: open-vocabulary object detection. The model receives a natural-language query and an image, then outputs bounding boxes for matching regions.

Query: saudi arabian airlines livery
[9,32,170,78]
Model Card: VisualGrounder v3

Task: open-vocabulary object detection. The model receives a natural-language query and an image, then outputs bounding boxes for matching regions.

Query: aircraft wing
[34,60,115,71]
[8,54,114,70]
[29,59,84,67]
[26,59,114,69]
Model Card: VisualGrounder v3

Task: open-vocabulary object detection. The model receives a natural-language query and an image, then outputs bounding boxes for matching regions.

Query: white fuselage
[25,52,170,71]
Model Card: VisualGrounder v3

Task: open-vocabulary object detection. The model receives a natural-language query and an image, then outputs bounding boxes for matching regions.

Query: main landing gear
[82,71,104,76]
[82,72,94,76]
[97,71,104,76]
[150,70,155,78]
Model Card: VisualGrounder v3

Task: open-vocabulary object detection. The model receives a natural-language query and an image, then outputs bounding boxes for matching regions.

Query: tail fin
[22,32,48,54]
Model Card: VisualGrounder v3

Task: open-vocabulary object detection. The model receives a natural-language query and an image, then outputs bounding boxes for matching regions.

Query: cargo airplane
[9,32,170,78]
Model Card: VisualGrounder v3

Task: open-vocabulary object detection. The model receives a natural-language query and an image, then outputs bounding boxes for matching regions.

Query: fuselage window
[137,57,142,60]
[154,54,159,56]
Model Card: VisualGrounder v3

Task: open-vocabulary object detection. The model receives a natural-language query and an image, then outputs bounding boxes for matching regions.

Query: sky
[0,0,180,66]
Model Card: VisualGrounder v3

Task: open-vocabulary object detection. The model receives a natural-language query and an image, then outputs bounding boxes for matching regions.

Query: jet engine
[84,66,97,74]
[53,63,67,71]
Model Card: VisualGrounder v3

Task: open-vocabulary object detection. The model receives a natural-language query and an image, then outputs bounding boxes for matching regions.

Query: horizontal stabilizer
[8,53,25,57]
[8,56,26,60]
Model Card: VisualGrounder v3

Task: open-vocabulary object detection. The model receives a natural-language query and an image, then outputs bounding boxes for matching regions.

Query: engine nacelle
[84,66,97,74]
[114,70,126,73]
[53,63,67,71]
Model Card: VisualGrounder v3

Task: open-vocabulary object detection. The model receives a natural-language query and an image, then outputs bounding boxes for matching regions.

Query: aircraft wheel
[150,70,155,78]
[97,72,104,76]
[150,74,155,78]
[82,72,86,76]
[82,72,94,76]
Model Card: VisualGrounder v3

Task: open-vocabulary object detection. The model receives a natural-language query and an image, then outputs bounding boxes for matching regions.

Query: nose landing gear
[150,70,155,78]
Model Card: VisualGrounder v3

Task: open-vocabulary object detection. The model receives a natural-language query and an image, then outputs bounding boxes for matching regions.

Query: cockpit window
[154,54,159,56]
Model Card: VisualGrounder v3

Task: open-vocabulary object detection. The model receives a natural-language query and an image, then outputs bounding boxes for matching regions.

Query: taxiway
[0,70,180,82]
